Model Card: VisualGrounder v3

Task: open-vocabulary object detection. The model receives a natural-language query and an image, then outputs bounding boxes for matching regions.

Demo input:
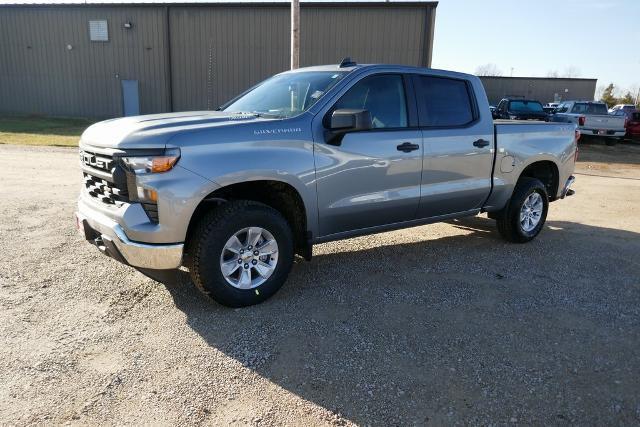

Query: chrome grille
[80,148,158,223]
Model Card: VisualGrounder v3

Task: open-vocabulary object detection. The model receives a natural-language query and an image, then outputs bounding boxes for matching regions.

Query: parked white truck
[550,101,626,145]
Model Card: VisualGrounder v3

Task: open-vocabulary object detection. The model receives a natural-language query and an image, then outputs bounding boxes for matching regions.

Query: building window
[89,20,109,42]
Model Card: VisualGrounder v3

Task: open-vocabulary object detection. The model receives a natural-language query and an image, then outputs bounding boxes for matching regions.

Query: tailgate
[583,115,625,131]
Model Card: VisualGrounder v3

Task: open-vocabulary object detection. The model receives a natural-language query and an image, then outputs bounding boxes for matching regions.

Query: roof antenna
[339,57,356,68]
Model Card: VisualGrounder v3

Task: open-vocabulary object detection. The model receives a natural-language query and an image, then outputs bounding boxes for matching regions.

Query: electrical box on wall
[89,20,108,42]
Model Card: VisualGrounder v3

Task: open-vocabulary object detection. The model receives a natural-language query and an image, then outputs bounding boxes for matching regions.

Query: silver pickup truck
[550,100,626,145]
[76,62,578,307]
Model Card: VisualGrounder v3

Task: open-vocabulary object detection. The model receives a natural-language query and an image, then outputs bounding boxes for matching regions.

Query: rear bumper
[561,175,576,199]
[75,210,183,270]
[580,128,625,138]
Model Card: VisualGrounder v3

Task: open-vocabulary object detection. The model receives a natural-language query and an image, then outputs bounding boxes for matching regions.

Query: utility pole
[290,0,300,70]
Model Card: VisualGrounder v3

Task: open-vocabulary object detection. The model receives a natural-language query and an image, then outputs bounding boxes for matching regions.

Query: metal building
[0,1,437,118]
[479,76,597,106]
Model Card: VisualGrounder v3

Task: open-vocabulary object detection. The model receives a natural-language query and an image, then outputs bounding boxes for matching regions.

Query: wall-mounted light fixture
[66,44,73,51]
[124,21,133,29]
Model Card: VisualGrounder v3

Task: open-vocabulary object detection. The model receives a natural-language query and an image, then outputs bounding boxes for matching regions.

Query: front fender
[170,122,318,237]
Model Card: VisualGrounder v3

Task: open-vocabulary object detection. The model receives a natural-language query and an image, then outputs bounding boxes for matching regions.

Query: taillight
[578,116,585,126]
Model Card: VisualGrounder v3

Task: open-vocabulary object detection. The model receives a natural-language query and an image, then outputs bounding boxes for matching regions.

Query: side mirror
[325,109,373,145]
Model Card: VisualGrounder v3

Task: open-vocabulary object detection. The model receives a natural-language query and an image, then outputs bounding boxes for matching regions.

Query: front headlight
[120,148,181,175]
[117,148,180,222]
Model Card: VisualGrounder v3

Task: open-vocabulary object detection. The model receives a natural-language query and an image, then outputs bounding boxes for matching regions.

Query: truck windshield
[571,103,608,115]
[509,100,543,112]
[223,71,348,118]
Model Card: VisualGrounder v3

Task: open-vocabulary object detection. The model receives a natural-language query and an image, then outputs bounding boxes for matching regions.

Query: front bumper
[75,209,183,270]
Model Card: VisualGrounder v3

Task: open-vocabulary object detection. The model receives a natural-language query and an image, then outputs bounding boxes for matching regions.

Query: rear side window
[414,76,475,127]
[508,100,543,112]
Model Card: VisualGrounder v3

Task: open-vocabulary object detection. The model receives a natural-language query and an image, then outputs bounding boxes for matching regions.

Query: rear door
[412,74,494,218]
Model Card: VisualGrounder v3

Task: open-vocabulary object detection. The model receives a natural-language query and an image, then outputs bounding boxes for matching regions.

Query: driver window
[333,74,408,129]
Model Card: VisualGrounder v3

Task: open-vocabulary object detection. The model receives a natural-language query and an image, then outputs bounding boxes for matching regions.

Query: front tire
[496,177,549,243]
[187,201,294,307]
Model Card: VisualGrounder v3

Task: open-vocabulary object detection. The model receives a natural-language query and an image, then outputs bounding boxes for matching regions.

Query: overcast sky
[432,0,640,96]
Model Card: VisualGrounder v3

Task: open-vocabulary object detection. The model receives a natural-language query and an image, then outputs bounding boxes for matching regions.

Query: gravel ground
[1,141,639,425]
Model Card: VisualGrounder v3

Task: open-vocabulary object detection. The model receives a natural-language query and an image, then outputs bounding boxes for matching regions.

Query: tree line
[599,83,639,107]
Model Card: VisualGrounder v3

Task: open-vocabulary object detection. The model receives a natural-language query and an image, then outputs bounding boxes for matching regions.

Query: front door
[411,74,494,218]
[314,74,423,237]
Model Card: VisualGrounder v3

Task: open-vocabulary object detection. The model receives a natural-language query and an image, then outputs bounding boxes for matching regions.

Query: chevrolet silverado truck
[76,62,578,307]
[550,100,625,145]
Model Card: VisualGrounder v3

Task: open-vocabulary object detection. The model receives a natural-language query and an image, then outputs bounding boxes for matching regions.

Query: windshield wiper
[252,111,286,119]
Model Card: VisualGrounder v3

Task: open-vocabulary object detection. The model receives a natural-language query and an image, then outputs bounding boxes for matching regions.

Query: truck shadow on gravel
[163,216,640,425]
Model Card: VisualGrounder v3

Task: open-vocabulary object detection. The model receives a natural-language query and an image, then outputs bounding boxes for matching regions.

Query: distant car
[608,104,636,115]
[543,103,559,114]
[624,111,640,139]
[610,106,637,122]
[493,98,548,121]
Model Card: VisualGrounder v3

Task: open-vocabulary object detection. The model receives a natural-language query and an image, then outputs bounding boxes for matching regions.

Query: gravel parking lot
[1,141,639,425]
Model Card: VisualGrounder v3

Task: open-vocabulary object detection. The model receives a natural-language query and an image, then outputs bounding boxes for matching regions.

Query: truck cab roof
[286,63,478,82]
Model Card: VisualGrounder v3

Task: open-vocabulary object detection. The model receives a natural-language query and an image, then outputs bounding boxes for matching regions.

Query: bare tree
[562,66,581,78]
[546,70,560,78]
[475,63,503,76]
[627,84,640,106]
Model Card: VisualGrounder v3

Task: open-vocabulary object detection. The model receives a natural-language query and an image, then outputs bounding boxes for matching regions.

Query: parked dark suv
[493,98,548,121]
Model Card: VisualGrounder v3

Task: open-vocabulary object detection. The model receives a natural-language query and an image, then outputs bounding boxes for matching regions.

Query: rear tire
[187,201,294,307]
[496,178,549,243]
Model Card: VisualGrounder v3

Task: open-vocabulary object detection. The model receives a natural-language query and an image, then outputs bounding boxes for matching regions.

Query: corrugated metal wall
[0,6,170,117]
[480,77,597,105]
[169,6,290,112]
[170,5,434,111]
[0,3,435,118]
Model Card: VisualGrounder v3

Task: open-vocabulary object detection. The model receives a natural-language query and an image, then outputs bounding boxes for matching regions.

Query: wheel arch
[516,158,560,201]
[184,178,313,260]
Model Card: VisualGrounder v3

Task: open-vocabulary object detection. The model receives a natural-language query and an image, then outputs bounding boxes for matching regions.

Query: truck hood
[80,111,273,149]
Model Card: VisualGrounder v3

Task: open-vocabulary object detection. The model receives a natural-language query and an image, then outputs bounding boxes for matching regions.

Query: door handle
[396,142,420,153]
[473,139,491,148]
